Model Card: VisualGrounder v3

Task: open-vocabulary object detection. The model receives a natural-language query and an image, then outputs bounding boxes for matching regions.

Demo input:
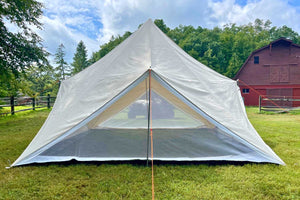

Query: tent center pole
[146,68,151,166]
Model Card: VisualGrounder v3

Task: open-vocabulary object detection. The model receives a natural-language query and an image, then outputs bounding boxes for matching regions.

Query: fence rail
[259,95,300,112]
[0,94,56,117]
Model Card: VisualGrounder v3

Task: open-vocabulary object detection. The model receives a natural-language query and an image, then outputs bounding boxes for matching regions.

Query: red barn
[234,38,300,107]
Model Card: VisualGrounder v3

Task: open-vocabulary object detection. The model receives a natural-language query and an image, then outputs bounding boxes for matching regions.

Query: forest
[1,0,300,98]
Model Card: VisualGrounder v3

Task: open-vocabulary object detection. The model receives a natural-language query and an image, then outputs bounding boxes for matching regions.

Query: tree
[25,65,59,96]
[87,18,300,79]
[89,31,132,64]
[270,25,300,43]
[154,19,170,34]
[225,53,243,78]
[0,71,27,97]
[54,44,69,80]
[72,41,88,74]
[0,0,48,80]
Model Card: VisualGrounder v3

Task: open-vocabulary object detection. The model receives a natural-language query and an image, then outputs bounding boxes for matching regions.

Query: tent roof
[12,19,284,166]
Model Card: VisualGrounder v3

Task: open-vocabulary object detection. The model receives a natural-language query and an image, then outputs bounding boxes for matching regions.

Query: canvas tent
[11,19,284,167]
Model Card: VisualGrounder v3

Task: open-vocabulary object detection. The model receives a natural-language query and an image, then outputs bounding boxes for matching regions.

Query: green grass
[0,105,43,114]
[0,107,299,199]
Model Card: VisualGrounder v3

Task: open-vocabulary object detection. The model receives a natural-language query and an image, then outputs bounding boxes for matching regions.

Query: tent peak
[139,18,155,29]
[146,18,153,23]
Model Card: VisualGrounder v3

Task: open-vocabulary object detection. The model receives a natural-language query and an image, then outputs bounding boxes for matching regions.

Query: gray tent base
[24,128,272,165]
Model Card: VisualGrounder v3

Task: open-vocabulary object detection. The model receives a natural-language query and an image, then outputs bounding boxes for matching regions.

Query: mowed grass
[0,108,299,199]
[0,105,37,114]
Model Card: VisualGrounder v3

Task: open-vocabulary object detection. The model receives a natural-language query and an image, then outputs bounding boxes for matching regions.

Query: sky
[33,0,300,64]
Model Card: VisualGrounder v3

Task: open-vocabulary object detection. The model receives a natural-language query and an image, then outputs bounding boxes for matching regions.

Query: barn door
[270,65,289,83]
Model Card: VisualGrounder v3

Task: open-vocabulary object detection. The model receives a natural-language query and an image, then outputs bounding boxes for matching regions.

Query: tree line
[89,19,300,79]
[1,0,300,98]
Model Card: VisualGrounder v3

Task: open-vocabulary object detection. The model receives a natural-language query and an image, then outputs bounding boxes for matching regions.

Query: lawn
[0,105,38,115]
[0,107,299,199]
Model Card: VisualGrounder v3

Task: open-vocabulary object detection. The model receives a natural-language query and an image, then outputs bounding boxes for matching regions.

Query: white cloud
[37,17,99,63]
[36,0,102,63]
[209,0,300,32]
[95,0,212,43]
[32,0,300,65]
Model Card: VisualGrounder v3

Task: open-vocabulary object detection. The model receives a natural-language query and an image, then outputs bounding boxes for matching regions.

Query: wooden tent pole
[146,68,151,166]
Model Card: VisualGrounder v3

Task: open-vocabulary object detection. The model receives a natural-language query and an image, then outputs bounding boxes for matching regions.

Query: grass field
[0,107,299,199]
[0,105,41,115]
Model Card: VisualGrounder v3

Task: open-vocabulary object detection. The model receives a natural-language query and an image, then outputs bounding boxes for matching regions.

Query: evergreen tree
[72,41,88,74]
[54,44,69,81]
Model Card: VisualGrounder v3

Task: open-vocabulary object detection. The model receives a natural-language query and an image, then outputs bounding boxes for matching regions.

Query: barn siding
[293,88,300,107]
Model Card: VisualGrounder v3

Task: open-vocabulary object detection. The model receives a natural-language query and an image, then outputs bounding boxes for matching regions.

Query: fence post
[47,94,51,109]
[32,95,36,111]
[10,96,15,115]
[259,95,261,112]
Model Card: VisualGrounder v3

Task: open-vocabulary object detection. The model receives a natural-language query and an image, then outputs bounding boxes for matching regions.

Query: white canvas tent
[11,19,284,167]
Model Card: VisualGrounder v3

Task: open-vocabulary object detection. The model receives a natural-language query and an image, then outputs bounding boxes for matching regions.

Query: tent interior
[27,72,270,164]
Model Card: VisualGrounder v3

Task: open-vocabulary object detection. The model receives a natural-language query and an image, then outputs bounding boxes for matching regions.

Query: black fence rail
[0,95,56,116]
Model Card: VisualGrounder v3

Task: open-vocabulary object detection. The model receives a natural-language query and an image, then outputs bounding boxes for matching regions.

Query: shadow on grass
[17,159,279,168]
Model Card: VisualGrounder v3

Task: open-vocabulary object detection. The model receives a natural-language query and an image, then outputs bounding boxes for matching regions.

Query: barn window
[242,88,250,94]
[254,56,259,64]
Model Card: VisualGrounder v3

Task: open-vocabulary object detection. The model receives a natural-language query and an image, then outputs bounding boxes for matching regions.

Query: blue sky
[35,0,300,64]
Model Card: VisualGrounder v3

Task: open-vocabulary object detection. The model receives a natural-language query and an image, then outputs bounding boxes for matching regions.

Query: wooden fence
[0,95,56,116]
[259,95,300,112]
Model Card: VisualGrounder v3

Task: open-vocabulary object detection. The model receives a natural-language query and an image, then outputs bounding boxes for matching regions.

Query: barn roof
[234,37,300,80]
